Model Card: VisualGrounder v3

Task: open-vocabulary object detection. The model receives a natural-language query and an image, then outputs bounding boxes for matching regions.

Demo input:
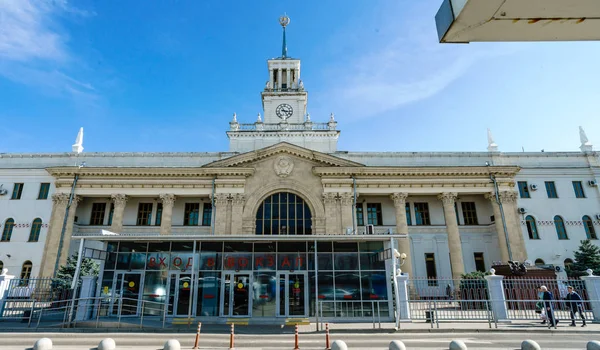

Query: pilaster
[110,194,128,233]
[499,191,527,262]
[338,192,354,235]
[438,192,465,279]
[231,194,246,235]
[323,192,339,235]
[391,192,412,276]
[213,194,230,235]
[159,194,176,235]
[39,193,70,278]
[485,192,510,263]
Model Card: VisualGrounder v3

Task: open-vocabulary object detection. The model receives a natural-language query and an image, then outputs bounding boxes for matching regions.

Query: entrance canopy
[436,0,600,43]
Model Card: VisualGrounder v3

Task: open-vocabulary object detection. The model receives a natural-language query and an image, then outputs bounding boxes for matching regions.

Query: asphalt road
[0,332,598,349]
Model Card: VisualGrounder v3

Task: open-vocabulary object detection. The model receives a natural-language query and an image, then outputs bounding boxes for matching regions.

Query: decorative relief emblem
[274,156,294,178]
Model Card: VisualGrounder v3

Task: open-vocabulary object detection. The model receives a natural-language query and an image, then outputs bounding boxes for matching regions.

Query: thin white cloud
[0,0,97,100]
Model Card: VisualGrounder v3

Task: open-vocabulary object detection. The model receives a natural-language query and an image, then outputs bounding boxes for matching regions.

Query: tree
[54,253,100,290]
[567,240,600,277]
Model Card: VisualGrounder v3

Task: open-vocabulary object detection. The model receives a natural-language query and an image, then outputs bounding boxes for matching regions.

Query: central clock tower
[227,15,339,153]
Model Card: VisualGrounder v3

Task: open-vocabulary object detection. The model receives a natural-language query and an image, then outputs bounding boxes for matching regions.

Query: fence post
[0,269,16,316]
[484,272,508,321]
[396,274,411,321]
[76,276,97,321]
[581,271,600,322]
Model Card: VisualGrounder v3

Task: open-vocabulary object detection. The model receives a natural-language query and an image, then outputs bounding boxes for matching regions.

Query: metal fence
[318,300,387,329]
[1,278,73,319]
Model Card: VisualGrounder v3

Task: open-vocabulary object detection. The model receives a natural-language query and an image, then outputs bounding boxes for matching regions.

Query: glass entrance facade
[99,240,390,320]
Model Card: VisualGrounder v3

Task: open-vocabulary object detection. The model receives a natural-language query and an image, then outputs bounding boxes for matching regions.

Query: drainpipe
[211,177,216,236]
[352,176,357,235]
[53,171,80,278]
[489,171,513,261]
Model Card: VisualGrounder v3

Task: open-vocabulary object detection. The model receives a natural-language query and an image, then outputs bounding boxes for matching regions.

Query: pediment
[203,142,364,168]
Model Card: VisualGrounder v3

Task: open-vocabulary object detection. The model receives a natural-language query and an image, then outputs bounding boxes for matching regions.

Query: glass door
[221,272,252,317]
[167,272,193,317]
[276,272,308,317]
[113,272,143,316]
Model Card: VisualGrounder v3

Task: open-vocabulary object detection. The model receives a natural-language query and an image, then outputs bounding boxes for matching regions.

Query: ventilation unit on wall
[530,184,538,191]
[0,185,7,196]
[589,180,598,187]
[518,208,527,214]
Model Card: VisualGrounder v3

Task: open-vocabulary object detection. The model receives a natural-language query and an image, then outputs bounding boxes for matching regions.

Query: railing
[231,122,333,132]
[318,300,387,329]
[408,299,495,329]
[74,225,212,236]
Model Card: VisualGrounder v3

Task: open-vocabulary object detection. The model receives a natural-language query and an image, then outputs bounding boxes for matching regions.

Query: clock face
[276,104,293,119]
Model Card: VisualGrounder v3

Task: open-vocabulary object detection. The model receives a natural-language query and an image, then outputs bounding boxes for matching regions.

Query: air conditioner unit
[0,189,7,196]
[518,208,527,214]
[530,184,538,191]
[589,180,598,187]
[365,224,375,235]
[595,214,600,220]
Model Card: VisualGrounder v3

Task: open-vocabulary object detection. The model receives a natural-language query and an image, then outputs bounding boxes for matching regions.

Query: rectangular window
[425,253,438,286]
[405,203,412,226]
[545,181,558,198]
[517,181,530,198]
[356,206,364,226]
[474,252,486,272]
[414,202,431,225]
[37,183,50,200]
[136,203,153,226]
[573,181,586,198]
[184,203,200,226]
[461,202,478,225]
[11,183,23,200]
[90,203,107,225]
[155,203,163,226]
[202,203,212,226]
[366,203,383,225]
[107,203,114,226]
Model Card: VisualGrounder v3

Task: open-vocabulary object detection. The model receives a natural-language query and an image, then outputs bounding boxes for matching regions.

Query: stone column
[286,69,291,89]
[499,191,527,262]
[213,193,230,235]
[110,194,128,233]
[484,273,508,321]
[231,194,245,235]
[39,193,70,277]
[391,192,412,276]
[581,272,600,322]
[323,193,339,235]
[485,192,510,263]
[277,69,282,90]
[58,195,81,268]
[438,192,465,279]
[339,192,354,235]
[269,69,274,89]
[159,194,176,235]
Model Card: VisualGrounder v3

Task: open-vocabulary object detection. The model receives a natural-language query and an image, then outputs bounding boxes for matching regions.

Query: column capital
[231,194,246,206]
[438,192,458,205]
[159,193,176,207]
[212,193,230,207]
[390,192,408,207]
[322,192,337,205]
[499,190,518,204]
[71,195,82,207]
[52,193,70,205]
[111,193,128,207]
[484,192,497,202]
[338,192,353,206]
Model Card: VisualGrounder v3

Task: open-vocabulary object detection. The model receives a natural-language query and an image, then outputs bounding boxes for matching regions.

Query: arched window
[583,215,597,240]
[20,261,32,286]
[564,258,574,268]
[535,258,545,266]
[1,218,15,242]
[554,215,568,240]
[255,192,312,235]
[525,215,539,239]
[28,218,42,242]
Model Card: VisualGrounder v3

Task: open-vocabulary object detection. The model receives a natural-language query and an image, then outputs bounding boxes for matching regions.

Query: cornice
[46,167,255,178]
[313,166,520,177]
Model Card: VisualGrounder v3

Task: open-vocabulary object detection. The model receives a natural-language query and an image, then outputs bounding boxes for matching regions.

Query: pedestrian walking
[565,285,586,327]
[540,285,559,327]
[535,287,547,324]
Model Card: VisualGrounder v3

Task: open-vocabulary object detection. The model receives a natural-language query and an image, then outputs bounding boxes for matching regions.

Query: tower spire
[279,14,290,58]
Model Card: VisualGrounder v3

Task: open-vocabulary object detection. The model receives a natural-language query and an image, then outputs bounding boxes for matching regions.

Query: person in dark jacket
[540,285,559,327]
[565,286,586,327]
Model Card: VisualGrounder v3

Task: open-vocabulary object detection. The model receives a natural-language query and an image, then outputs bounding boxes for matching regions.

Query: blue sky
[1,0,599,154]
